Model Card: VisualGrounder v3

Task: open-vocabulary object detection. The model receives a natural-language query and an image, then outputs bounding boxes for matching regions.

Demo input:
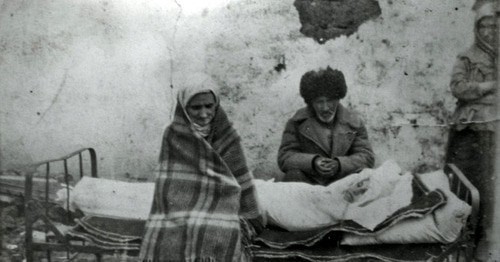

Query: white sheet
[63,177,155,220]
[255,160,413,231]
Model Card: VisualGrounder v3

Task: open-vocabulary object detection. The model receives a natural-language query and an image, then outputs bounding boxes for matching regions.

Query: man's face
[343,178,370,203]
[186,92,216,126]
[312,96,339,124]
[478,16,497,47]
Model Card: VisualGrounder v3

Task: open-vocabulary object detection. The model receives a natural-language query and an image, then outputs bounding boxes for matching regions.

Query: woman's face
[312,96,339,124]
[186,92,216,126]
[478,16,497,47]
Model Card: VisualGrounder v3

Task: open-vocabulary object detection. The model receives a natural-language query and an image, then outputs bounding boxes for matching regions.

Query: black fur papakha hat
[299,66,347,104]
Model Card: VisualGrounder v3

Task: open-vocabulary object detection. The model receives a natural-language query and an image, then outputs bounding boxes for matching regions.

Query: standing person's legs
[475,130,496,260]
[446,128,496,260]
[445,128,478,180]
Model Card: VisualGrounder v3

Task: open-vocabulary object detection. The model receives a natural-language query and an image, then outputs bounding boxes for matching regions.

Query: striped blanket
[139,103,260,261]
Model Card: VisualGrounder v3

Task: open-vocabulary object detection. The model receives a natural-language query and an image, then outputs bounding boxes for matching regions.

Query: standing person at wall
[277,67,375,186]
[445,1,497,260]
[139,74,260,261]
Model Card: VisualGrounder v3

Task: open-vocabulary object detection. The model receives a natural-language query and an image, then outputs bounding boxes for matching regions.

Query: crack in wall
[167,0,182,120]
[35,69,69,125]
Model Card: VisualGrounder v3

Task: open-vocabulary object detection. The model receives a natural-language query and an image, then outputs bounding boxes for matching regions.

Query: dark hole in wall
[294,0,382,44]
[274,55,286,72]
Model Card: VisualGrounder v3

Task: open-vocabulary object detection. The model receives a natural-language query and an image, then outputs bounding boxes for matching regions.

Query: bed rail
[25,148,99,262]
[29,147,97,179]
[444,163,480,230]
[435,163,480,262]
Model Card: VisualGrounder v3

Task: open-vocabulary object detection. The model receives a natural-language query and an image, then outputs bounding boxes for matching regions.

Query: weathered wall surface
[0,0,474,179]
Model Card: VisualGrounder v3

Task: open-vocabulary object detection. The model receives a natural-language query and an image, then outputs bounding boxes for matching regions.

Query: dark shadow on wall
[294,0,381,44]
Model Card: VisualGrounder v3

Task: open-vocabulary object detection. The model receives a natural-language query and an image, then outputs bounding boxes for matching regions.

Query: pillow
[341,169,471,245]
[419,170,471,242]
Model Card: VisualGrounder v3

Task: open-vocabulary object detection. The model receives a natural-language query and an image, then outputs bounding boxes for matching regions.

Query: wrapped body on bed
[253,160,471,247]
[255,160,415,232]
[60,160,470,249]
[24,154,476,262]
[24,150,478,262]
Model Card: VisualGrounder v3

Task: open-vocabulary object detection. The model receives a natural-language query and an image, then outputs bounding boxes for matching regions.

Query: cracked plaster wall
[0,0,474,180]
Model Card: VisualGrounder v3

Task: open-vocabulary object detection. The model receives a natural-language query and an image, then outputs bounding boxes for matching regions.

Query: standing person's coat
[278,104,375,185]
[139,78,260,262]
[449,37,496,129]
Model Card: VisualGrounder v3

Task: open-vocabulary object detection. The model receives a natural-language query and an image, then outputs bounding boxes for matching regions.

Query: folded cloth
[251,242,447,262]
[67,216,144,250]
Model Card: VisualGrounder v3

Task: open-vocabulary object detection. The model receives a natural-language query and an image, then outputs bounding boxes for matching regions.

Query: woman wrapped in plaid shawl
[139,74,260,262]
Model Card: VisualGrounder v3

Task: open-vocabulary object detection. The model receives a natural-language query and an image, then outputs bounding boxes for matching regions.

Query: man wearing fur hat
[278,67,375,186]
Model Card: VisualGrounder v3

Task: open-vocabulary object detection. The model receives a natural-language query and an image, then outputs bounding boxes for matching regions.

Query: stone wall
[0,0,475,179]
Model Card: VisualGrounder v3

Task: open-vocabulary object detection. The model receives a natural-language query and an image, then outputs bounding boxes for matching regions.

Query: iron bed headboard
[24,148,98,262]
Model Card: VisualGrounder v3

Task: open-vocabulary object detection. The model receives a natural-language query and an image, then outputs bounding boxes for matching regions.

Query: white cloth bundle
[64,177,155,220]
[255,160,413,231]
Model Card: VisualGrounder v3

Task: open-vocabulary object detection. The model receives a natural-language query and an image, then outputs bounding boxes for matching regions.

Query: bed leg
[454,250,458,262]
[47,251,51,262]
[96,253,102,262]
[25,172,34,262]
[465,246,474,262]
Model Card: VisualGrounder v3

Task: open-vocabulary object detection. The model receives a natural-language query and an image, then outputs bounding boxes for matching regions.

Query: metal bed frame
[437,163,480,261]
[23,148,114,262]
[23,148,480,262]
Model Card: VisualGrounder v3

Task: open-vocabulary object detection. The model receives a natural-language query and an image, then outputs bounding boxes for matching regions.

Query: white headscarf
[176,73,220,138]
[474,1,496,59]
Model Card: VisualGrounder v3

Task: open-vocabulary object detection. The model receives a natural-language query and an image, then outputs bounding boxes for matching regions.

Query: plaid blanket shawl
[67,216,143,251]
[139,103,260,262]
